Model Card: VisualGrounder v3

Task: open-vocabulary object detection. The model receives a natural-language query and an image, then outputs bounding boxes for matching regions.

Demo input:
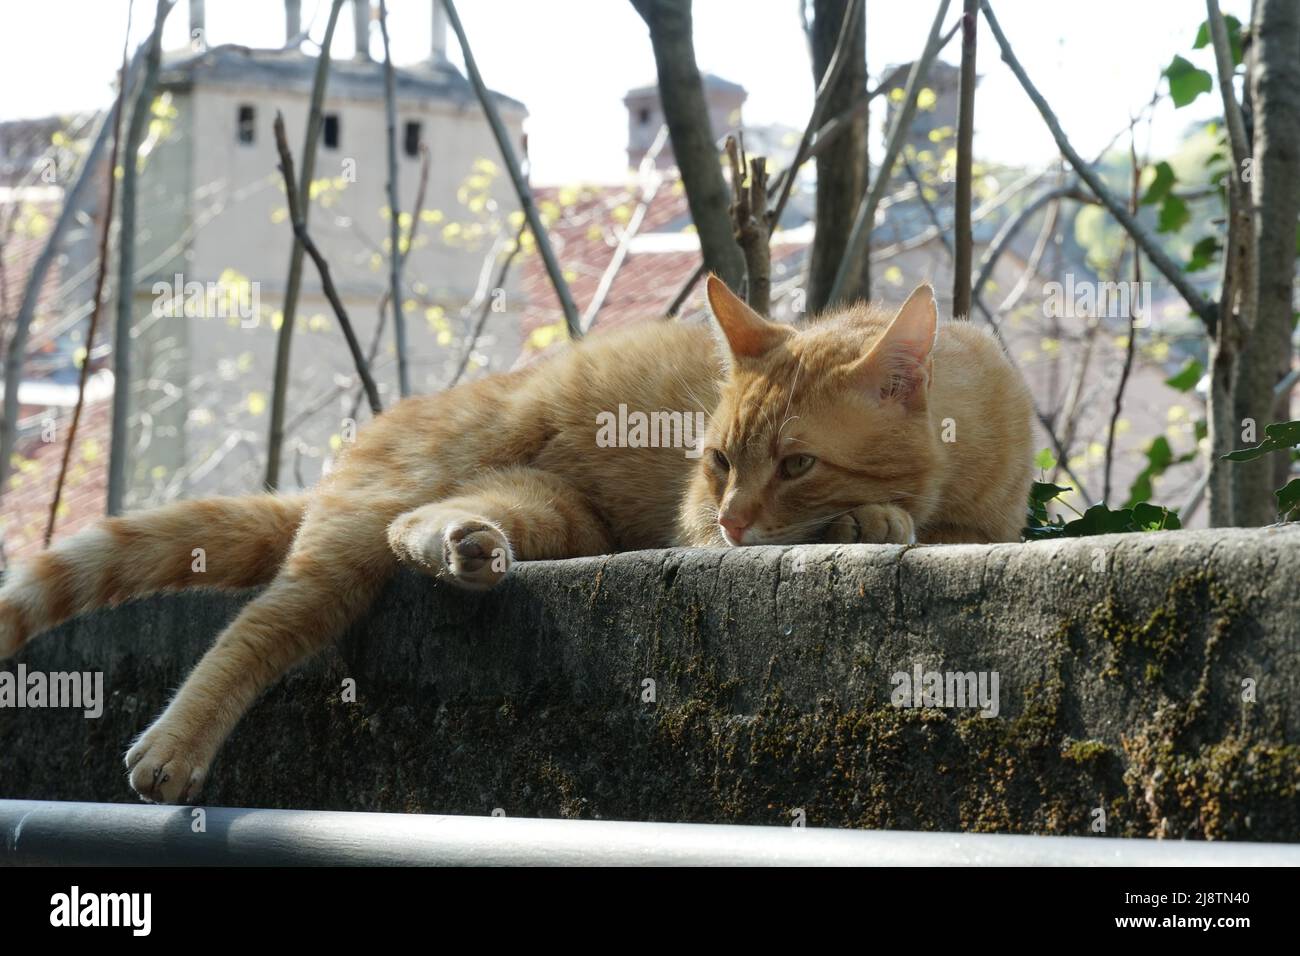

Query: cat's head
[693,275,939,546]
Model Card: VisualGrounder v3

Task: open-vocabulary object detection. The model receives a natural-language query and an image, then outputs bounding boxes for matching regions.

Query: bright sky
[0,0,1251,184]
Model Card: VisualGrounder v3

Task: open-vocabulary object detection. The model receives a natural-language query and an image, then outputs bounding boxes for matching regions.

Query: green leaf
[1062,504,1139,537]
[1131,502,1182,531]
[1186,236,1220,272]
[1033,448,1057,471]
[1164,55,1213,108]
[1030,481,1072,503]
[1141,161,1176,206]
[1157,194,1190,233]
[1277,478,1300,517]
[1222,420,1300,461]
[1125,436,1175,509]
[1164,358,1204,391]
[1193,15,1243,66]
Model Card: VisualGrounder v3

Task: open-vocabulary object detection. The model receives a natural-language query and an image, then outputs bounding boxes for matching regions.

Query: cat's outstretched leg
[124,495,394,803]
[387,467,613,590]
[0,494,306,660]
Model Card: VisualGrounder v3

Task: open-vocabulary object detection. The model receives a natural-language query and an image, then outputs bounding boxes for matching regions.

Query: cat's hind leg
[387,467,613,590]
[123,494,396,803]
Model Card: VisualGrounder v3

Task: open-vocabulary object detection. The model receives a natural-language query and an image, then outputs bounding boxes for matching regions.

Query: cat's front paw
[125,717,212,804]
[825,504,916,545]
[440,519,512,590]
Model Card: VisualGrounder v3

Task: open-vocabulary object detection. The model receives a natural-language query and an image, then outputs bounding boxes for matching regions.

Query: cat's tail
[0,493,307,659]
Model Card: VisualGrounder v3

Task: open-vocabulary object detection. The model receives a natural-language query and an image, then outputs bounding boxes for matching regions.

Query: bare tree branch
[0,43,148,506]
[447,221,528,389]
[726,136,772,315]
[265,0,347,491]
[829,0,953,306]
[980,0,1217,330]
[583,125,669,333]
[274,112,382,416]
[629,0,745,290]
[1103,135,1143,505]
[952,0,978,319]
[770,0,863,229]
[107,0,176,515]
[45,2,135,545]
[442,0,582,339]
[378,0,410,396]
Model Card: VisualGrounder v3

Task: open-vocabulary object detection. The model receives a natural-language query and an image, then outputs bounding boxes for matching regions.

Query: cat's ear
[850,283,937,407]
[706,274,788,366]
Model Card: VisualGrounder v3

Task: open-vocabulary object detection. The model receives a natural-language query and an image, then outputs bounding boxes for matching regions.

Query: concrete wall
[1,526,1297,840]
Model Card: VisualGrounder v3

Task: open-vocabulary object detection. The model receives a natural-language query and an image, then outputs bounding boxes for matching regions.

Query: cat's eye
[779,454,816,480]
[711,449,731,472]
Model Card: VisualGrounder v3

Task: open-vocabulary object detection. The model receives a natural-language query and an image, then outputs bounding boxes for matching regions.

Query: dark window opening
[638,107,651,125]
[323,113,340,149]
[237,105,255,144]
[403,121,421,158]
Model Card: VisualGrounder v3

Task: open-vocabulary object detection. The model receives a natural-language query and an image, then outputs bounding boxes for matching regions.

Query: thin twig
[971,183,1095,307]
[355,142,431,421]
[45,1,135,545]
[666,262,707,318]
[768,0,863,229]
[1103,133,1143,505]
[107,0,175,515]
[829,0,954,305]
[447,220,529,389]
[274,112,382,415]
[726,136,771,314]
[440,0,581,339]
[952,0,978,318]
[1207,0,1250,174]
[378,0,410,396]
[266,0,347,490]
[583,125,669,333]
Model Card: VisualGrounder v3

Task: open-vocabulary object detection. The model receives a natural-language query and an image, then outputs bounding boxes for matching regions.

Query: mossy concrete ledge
[1,526,1298,840]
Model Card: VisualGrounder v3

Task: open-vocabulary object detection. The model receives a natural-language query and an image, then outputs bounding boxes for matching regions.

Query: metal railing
[3,799,1298,866]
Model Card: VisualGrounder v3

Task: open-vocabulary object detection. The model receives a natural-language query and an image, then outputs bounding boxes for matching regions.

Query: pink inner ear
[865,344,929,403]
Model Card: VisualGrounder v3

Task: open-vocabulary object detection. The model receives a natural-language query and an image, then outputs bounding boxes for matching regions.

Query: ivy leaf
[1033,447,1057,471]
[1030,481,1072,503]
[1193,15,1243,67]
[1125,436,1175,509]
[1186,236,1220,272]
[1157,194,1190,233]
[1062,504,1139,537]
[1141,161,1176,206]
[1222,420,1300,461]
[1164,55,1213,108]
[1131,502,1182,531]
[1164,358,1204,392]
[1277,478,1300,517]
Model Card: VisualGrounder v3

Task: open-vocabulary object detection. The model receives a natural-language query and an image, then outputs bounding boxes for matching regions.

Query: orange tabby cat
[0,276,1030,803]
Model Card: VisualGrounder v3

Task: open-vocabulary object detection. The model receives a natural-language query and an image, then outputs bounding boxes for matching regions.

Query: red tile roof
[1,397,110,566]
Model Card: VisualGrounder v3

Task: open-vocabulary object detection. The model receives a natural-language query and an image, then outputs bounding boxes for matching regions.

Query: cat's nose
[719,515,750,545]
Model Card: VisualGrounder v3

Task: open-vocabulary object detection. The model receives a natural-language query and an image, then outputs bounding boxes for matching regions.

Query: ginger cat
[0,276,1031,803]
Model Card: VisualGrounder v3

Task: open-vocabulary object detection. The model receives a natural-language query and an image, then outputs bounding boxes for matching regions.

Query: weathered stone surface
[2,526,1297,840]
